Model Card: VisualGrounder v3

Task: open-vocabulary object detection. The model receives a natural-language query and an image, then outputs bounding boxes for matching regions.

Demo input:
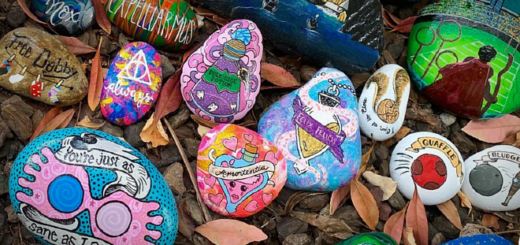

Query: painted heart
[264,151,277,164]
[204,176,216,187]
[297,122,340,159]
[244,134,253,142]
[262,193,273,205]
[244,200,258,213]
[222,137,238,151]
[209,193,223,206]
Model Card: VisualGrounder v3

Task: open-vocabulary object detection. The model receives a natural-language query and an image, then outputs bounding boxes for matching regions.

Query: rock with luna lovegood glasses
[0,28,88,106]
[258,67,361,192]
[407,0,520,119]
[9,128,179,245]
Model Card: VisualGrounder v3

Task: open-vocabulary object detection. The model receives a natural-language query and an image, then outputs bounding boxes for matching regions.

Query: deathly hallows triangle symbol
[117,50,152,85]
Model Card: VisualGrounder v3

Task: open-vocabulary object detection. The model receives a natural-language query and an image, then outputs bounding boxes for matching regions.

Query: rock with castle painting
[104,0,198,50]
[31,0,95,36]
[100,42,162,126]
[0,28,88,106]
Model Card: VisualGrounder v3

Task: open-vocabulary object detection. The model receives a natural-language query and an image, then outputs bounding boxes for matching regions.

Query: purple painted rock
[181,19,263,123]
[101,42,162,126]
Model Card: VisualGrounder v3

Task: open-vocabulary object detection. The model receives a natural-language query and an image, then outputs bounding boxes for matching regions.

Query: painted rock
[181,19,263,123]
[0,28,88,106]
[31,0,95,36]
[407,0,520,119]
[258,67,361,191]
[443,234,513,245]
[461,145,520,211]
[335,232,398,245]
[9,128,178,244]
[196,0,383,74]
[389,132,464,205]
[197,124,287,217]
[359,65,411,141]
[101,42,162,126]
[105,0,197,51]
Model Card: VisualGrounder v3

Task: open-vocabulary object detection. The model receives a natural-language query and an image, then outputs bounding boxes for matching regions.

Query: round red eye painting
[411,154,447,190]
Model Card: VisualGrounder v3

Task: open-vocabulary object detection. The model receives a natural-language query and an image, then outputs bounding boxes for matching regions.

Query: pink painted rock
[197,124,287,217]
[181,19,263,123]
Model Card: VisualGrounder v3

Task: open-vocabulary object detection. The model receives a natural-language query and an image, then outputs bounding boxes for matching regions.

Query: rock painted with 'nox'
[101,42,162,126]
[461,145,520,211]
[31,0,95,36]
[359,64,410,141]
[258,68,361,192]
[181,19,263,123]
[104,0,198,50]
[0,28,88,106]
[390,132,464,205]
[197,124,287,217]
[9,128,179,245]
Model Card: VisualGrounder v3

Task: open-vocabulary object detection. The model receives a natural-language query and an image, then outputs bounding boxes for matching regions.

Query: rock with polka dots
[443,234,513,245]
[9,128,178,244]
[197,124,287,217]
[258,67,361,192]
[389,132,465,205]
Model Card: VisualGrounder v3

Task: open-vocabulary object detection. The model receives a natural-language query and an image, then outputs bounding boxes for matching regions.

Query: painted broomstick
[481,53,513,114]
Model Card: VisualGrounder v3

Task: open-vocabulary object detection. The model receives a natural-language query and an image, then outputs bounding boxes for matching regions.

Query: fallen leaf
[88,37,104,111]
[92,0,111,34]
[195,219,267,245]
[406,186,428,245]
[177,199,195,240]
[403,227,417,245]
[291,211,353,239]
[462,115,520,143]
[34,109,75,139]
[437,200,463,230]
[58,36,96,55]
[481,214,500,230]
[382,126,411,147]
[384,203,408,243]
[237,120,257,128]
[17,0,51,29]
[357,140,376,179]
[30,107,62,141]
[350,179,379,230]
[457,191,473,213]
[330,183,351,215]
[76,116,105,129]
[261,62,301,88]
[192,7,231,26]
[197,125,211,138]
[285,192,324,215]
[362,171,397,201]
[190,114,218,128]
[140,114,169,147]
[393,16,417,34]
[154,71,182,122]
[382,8,401,28]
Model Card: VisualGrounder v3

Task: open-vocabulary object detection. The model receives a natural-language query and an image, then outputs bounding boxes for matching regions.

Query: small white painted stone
[390,132,464,205]
[359,65,410,141]
[461,145,520,211]
[440,113,457,126]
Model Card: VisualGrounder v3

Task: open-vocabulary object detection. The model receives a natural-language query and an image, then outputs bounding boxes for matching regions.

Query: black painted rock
[195,0,384,74]
[31,0,95,36]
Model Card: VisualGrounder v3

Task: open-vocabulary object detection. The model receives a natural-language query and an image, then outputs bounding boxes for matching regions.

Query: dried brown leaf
[30,107,62,141]
[457,191,473,213]
[190,114,218,128]
[382,126,411,147]
[192,7,231,26]
[384,203,408,243]
[195,219,267,245]
[284,192,323,215]
[362,171,397,201]
[462,115,520,143]
[76,116,105,129]
[437,200,463,230]
[197,125,211,138]
[382,9,401,28]
[403,227,417,245]
[350,179,379,230]
[140,115,169,147]
[393,16,417,34]
[291,211,353,239]
[261,62,301,88]
[58,36,96,55]
[357,140,376,179]
[92,0,111,34]
[88,37,104,111]
[481,214,500,230]
[177,199,195,240]
[17,0,51,29]
[154,70,182,122]
[330,183,351,215]
[34,109,75,139]
[406,186,428,245]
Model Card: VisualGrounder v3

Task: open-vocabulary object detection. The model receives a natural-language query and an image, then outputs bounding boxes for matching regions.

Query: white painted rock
[359,64,410,141]
[461,145,520,211]
[390,132,464,205]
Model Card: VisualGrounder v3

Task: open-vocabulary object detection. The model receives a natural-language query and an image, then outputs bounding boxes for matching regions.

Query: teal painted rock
[335,232,398,245]
[104,0,198,50]
[443,234,513,245]
[258,67,361,192]
[9,128,178,244]
[31,0,95,36]
[407,0,520,119]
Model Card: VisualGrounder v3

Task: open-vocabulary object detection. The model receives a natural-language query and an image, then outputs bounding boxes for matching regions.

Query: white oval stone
[390,132,464,205]
[461,145,520,211]
[359,64,410,141]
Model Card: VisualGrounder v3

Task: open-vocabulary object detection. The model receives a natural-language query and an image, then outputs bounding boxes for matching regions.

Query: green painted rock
[407,0,520,119]
[335,232,398,245]
[104,0,198,51]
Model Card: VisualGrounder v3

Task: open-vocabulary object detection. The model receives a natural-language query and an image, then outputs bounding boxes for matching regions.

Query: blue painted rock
[0,28,88,106]
[443,234,513,245]
[104,0,198,51]
[31,0,95,36]
[461,145,520,211]
[258,67,361,191]
[101,42,162,126]
[195,0,383,74]
[181,19,263,123]
[390,132,464,205]
[359,64,411,141]
[407,0,520,119]
[9,128,178,244]
[335,232,398,245]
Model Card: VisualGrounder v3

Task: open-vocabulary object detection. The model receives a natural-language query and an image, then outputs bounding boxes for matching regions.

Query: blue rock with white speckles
[442,234,513,245]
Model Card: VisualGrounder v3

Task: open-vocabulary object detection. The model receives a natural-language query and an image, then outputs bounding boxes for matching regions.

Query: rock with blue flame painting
[258,67,361,191]
[195,0,383,74]
[443,234,513,245]
[31,0,95,36]
[9,128,178,245]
